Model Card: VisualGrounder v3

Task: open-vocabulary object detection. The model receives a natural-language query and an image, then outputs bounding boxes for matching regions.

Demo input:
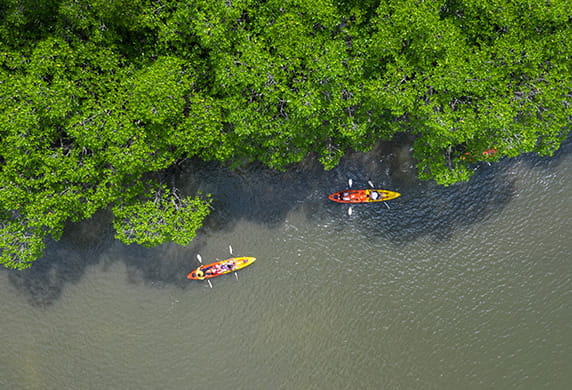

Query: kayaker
[196,269,205,280]
[370,191,380,200]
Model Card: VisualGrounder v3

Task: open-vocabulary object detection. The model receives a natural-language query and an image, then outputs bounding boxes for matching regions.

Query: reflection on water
[1,137,571,389]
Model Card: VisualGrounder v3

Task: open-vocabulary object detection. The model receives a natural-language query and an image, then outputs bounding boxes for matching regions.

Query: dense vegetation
[1,0,570,269]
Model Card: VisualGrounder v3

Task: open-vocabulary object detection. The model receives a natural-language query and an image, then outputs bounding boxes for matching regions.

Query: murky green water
[1,140,571,389]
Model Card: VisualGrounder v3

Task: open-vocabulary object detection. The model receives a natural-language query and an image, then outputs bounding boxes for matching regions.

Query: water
[1,139,571,389]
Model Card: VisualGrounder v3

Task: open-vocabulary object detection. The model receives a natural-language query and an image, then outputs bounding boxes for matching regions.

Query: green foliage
[1,0,570,267]
[363,0,571,185]
[113,186,212,247]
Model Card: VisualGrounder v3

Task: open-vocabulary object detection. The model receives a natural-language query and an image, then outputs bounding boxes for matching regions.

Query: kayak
[187,257,256,280]
[460,148,498,161]
[328,189,401,204]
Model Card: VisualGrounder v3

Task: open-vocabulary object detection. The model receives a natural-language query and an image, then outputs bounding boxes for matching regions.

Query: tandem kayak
[328,189,401,204]
[187,257,256,280]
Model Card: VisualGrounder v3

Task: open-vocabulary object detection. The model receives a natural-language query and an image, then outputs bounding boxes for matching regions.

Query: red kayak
[328,189,401,204]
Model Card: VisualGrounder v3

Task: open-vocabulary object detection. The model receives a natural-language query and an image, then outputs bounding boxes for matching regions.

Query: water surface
[1,140,571,389]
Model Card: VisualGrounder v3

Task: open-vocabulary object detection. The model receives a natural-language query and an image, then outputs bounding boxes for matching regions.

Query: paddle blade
[207,280,213,288]
[235,272,239,280]
[229,245,233,255]
[348,206,353,216]
[348,178,353,188]
[368,180,374,188]
[196,254,203,264]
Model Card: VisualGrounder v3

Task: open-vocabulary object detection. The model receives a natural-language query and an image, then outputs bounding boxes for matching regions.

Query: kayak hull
[187,257,256,280]
[328,189,400,204]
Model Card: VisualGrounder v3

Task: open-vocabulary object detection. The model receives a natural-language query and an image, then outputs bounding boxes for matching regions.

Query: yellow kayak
[187,257,256,280]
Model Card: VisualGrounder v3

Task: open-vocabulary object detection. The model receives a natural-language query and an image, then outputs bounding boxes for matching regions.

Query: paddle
[368,179,390,209]
[348,178,353,216]
[196,254,213,288]
[229,245,239,280]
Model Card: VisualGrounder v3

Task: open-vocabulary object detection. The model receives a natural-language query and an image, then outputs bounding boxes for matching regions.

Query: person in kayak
[369,191,380,200]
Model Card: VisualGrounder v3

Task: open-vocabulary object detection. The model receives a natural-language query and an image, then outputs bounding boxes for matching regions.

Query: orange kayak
[187,257,256,280]
[328,189,401,204]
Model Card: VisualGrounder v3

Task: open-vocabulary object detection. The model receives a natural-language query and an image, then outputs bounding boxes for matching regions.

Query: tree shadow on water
[6,211,116,307]
[179,158,328,233]
[178,139,423,235]
[4,210,210,307]
[118,236,208,289]
[369,162,518,245]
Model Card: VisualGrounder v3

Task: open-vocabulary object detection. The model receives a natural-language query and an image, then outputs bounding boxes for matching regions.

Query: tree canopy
[1,0,570,268]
